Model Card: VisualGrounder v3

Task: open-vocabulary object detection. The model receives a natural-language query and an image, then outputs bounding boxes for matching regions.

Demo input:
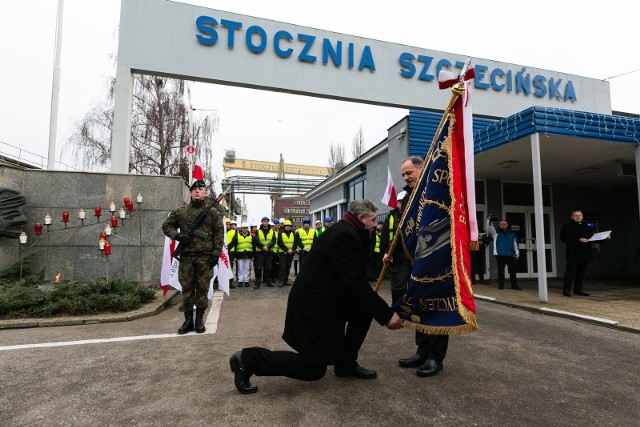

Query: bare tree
[327,142,346,176]
[350,126,365,160]
[65,74,218,182]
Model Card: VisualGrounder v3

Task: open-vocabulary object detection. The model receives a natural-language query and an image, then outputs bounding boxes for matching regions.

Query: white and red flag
[381,167,398,209]
[208,216,232,298]
[160,236,181,295]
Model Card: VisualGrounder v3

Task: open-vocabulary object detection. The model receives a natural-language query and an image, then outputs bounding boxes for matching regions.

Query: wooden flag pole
[374,85,464,293]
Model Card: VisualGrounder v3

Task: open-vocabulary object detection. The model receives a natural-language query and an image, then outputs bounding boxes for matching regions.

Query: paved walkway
[472,277,640,332]
[1,277,638,333]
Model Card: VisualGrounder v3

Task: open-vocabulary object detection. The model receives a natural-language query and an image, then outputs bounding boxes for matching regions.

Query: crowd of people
[225,216,334,289]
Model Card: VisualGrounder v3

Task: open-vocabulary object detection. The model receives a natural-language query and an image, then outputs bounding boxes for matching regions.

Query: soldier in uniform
[162,180,224,334]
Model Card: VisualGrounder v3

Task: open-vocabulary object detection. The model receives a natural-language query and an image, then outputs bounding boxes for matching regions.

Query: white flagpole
[47,0,64,170]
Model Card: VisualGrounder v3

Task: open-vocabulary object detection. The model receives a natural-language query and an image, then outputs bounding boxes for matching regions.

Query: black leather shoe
[574,291,590,296]
[266,282,274,287]
[498,284,504,290]
[229,352,258,394]
[511,285,522,290]
[416,359,443,377]
[254,282,261,289]
[398,354,428,368]
[335,364,377,379]
[563,291,571,297]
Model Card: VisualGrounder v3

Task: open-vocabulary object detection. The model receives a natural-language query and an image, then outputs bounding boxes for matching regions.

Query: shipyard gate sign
[112,0,611,173]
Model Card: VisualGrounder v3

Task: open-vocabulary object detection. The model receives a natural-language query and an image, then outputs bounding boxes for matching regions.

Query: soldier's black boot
[178,310,194,335]
[195,307,206,333]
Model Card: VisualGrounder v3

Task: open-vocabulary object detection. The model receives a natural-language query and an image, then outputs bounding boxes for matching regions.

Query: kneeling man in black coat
[230,199,403,394]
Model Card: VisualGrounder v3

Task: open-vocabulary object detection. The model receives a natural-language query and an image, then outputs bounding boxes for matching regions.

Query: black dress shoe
[511,285,522,290]
[563,291,571,297]
[229,351,258,394]
[398,354,428,368]
[574,291,590,296]
[416,359,443,377]
[335,364,377,379]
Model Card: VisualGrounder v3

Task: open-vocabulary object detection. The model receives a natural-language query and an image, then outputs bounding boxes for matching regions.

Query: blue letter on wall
[196,16,218,46]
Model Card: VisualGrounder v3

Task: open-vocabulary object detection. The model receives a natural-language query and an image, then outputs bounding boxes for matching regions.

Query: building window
[346,174,366,202]
[502,182,551,206]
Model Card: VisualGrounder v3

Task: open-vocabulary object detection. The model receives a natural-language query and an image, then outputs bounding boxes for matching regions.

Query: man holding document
[560,210,611,297]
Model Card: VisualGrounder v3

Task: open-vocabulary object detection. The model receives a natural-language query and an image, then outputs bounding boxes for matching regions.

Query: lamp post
[103,241,111,282]
[136,192,143,285]
[19,232,27,279]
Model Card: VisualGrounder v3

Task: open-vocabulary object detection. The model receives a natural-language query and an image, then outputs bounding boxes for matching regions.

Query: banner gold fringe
[470,240,479,251]
[401,319,477,335]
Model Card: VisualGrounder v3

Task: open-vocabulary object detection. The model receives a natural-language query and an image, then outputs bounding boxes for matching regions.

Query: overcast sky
[1,0,638,222]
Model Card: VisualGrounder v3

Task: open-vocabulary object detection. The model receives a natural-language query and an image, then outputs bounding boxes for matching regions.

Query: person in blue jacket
[487,214,522,290]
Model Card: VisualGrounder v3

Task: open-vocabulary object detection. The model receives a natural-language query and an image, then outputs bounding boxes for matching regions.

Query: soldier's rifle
[172,186,230,261]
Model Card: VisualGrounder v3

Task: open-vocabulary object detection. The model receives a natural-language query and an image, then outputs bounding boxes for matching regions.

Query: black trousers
[389,256,411,305]
[254,251,272,284]
[241,312,373,381]
[495,256,518,288]
[563,260,589,293]
[279,252,294,284]
[416,333,449,363]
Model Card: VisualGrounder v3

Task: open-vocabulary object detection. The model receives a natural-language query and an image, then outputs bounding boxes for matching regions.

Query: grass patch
[0,260,156,319]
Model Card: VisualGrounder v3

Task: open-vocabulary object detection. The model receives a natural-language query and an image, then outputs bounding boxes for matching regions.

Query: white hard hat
[240,223,248,228]
[279,218,285,223]
[315,220,322,225]
[397,190,407,201]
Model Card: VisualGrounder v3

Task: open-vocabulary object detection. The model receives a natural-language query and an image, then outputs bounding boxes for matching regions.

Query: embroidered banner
[392,87,477,335]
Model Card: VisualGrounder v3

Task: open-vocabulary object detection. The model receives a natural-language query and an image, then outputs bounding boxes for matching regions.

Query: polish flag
[193,164,204,181]
[381,167,398,209]
[208,217,232,298]
[160,236,181,295]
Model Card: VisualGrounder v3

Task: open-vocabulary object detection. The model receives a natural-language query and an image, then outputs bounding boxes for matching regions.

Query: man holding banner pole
[378,59,478,377]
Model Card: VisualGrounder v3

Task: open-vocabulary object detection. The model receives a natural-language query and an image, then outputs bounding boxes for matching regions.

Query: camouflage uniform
[162,198,224,311]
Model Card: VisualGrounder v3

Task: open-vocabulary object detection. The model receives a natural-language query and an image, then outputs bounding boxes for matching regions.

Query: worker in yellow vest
[368,221,383,280]
[295,217,317,269]
[271,218,282,282]
[277,220,301,287]
[230,223,253,287]
[314,220,323,236]
[226,219,238,288]
[380,191,407,304]
[253,216,276,289]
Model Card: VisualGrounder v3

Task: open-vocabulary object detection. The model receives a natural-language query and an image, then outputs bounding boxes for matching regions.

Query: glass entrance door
[504,208,556,278]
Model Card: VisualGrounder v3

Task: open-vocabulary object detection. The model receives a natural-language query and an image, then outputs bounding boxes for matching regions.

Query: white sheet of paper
[588,230,611,241]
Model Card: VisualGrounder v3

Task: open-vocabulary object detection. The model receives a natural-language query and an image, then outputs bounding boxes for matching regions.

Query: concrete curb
[475,294,640,334]
[0,290,178,330]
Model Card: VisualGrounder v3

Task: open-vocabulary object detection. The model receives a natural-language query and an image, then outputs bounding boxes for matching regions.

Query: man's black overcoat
[282,218,395,366]
[560,220,595,263]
